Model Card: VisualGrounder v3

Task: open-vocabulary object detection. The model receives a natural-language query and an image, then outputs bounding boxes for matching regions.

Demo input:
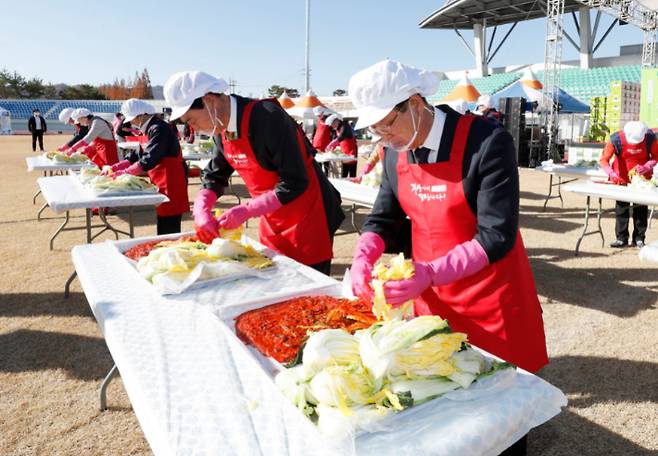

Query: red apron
[220,100,334,265]
[612,131,652,184]
[340,137,358,164]
[147,154,189,217]
[312,119,332,152]
[84,137,119,168]
[396,115,548,372]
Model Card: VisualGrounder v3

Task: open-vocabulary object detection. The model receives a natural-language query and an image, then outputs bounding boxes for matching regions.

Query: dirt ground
[0,135,657,456]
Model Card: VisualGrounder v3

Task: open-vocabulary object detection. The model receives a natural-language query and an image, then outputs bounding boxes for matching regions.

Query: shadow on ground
[0,329,113,381]
[528,248,658,317]
[0,292,92,318]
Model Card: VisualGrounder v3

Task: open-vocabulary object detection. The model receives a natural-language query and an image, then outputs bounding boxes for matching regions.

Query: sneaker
[634,240,646,249]
[610,240,628,248]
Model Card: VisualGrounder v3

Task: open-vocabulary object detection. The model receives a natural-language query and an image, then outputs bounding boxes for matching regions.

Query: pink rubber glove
[384,239,490,305]
[217,190,283,229]
[101,160,131,175]
[57,144,69,152]
[358,161,376,178]
[327,139,340,151]
[69,139,89,153]
[602,165,623,184]
[113,161,143,177]
[193,188,220,244]
[636,160,656,177]
[350,232,385,299]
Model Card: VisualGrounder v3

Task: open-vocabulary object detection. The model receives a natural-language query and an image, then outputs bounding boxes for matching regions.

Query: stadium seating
[0,99,123,119]
[427,64,642,105]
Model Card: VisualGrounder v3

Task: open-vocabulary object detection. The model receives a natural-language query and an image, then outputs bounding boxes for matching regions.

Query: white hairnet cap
[164,71,228,120]
[70,108,92,123]
[624,121,648,145]
[121,98,157,123]
[313,106,330,117]
[477,94,494,109]
[450,99,470,115]
[349,59,439,129]
[325,114,340,127]
[58,107,75,123]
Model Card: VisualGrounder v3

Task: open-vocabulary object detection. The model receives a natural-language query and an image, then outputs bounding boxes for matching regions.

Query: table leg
[64,271,77,298]
[50,211,70,250]
[575,196,591,256]
[542,174,553,212]
[650,207,655,229]
[95,210,129,240]
[351,204,361,234]
[99,364,120,411]
[86,208,92,243]
[557,176,564,208]
[32,188,41,205]
[36,202,48,221]
[597,198,604,247]
[129,207,134,238]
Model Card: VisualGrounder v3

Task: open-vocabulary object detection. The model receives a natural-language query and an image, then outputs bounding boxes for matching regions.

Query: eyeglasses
[367,102,407,136]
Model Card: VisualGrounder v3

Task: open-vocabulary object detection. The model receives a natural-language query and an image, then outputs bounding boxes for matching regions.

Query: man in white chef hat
[163,71,344,274]
[348,59,548,376]
[599,120,658,248]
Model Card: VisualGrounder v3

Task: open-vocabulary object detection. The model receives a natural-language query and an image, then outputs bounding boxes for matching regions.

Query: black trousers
[309,259,331,275]
[615,201,648,243]
[341,162,357,178]
[157,214,182,235]
[31,131,44,151]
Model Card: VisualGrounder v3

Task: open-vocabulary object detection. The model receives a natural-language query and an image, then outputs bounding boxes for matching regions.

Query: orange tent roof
[294,90,326,108]
[442,74,480,102]
[521,67,543,90]
[277,92,295,109]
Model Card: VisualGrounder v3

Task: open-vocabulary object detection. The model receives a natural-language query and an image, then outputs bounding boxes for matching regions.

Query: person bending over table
[66,108,119,168]
[349,59,548,374]
[163,71,345,275]
[102,99,189,235]
[325,114,358,178]
[56,108,90,152]
[599,121,658,249]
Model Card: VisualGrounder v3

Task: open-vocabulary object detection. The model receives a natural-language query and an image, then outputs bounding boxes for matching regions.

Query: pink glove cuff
[245,190,282,217]
[327,139,340,150]
[602,165,614,176]
[353,231,385,263]
[70,139,88,152]
[112,159,131,172]
[426,239,490,287]
[193,188,219,220]
[124,161,143,175]
[359,161,375,177]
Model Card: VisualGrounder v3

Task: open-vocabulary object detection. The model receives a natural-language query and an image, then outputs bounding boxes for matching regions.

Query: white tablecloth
[37,175,168,213]
[535,164,607,180]
[26,156,95,172]
[72,237,567,456]
[562,180,658,206]
[329,178,379,208]
[182,153,212,161]
[315,154,356,164]
[117,142,142,151]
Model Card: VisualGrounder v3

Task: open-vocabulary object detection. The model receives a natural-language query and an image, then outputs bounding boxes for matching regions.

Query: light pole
[305,0,311,94]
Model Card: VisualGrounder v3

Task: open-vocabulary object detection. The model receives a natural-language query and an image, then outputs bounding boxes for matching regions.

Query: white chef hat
[623,121,648,145]
[349,59,439,129]
[450,99,470,115]
[58,107,75,123]
[325,114,340,128]
[164,71,229,120]
[70,108,92,123]
[477,94,494,110]
[121,98,157,123]
[313,106,331,117]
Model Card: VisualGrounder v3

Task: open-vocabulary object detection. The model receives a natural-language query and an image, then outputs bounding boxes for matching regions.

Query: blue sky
[0,0,644,97]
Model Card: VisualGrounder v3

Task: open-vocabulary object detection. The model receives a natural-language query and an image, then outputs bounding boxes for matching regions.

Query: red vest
[221,100,333,265]
[312,118,332,152]
[395,115,548,372]
[611,131,653,184]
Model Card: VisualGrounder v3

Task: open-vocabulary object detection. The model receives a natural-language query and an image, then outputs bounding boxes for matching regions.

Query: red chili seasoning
[235,296,376,363]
